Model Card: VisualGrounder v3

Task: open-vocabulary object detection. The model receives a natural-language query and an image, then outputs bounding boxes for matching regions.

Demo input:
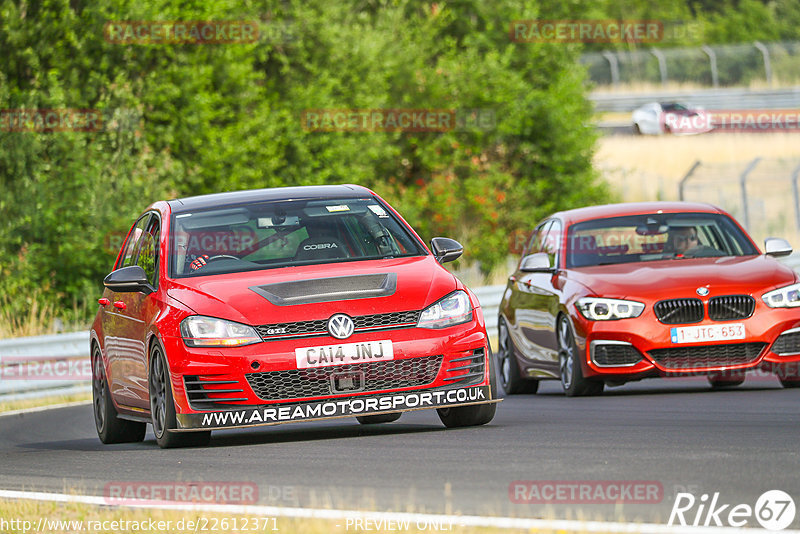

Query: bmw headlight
[180,316,261,347]
[417,291,473,329]
[576,297,644,321]
[763,283,800,308]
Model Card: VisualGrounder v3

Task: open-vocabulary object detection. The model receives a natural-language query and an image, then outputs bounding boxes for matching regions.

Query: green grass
[0,392,92,414]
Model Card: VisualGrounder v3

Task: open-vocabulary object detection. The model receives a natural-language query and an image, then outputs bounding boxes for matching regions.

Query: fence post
[754,42,772,84]
[651,49,668,86]
[601,51,620,87]
[792,163,800,230]
[679,160,702,201]
[701,45,719,88]
[740,157,761,231]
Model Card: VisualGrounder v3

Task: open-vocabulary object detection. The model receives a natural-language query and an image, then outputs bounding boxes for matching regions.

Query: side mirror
[430,237,463,264]
[765,237,792,257]
[519,252,554,273]
[103,265,152,293]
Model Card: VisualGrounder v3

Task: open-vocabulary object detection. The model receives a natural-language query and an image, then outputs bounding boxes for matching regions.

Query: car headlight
[762,283,800,308]
[576,297,644,321]
[417,290,473,329]
[180,316,261,347]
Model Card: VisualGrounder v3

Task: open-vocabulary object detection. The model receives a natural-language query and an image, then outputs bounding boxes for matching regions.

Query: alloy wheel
[92,347,106,431]
[150,348,167,438]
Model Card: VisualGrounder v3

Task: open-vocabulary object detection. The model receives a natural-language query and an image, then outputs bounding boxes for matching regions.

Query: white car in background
[632,102,712,135]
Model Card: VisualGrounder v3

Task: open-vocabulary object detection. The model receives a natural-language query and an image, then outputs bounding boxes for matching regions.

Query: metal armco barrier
[590,87,800,113]
[472,284,506,335]
[0,331,91,399]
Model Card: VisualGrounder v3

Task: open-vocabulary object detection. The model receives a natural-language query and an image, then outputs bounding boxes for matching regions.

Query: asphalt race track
[1,377,799,528]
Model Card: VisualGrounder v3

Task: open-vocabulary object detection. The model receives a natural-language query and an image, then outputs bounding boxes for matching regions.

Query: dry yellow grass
[590,78,793,95]
[0,392,92,414]
[595,132,800,246]
[0,290,92,339]
[0,498,638,534]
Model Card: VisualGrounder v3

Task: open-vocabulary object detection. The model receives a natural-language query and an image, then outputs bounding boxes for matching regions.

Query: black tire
[92,344,146,444]
[557,316,604,397]
[776,364,800,388]
[356,413,402,424]
[437,345,497,428]
[708,373,745,389]
[149,343,211,449]
[496,318,539,394]
[633,123,642,135]
[779,377,800,388]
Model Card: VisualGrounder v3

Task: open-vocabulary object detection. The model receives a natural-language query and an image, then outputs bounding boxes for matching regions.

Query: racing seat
[294,236,350,262]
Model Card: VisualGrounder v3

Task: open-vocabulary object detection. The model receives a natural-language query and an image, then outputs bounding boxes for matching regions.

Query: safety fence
[582,41,800,88]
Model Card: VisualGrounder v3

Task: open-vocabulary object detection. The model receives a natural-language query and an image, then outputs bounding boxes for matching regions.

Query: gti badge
[696,287,710,296]
[327,313,355,339]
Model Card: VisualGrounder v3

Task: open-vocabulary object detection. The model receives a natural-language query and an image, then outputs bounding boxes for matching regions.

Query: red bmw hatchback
[498,201,800,396]
[91,185,497,447]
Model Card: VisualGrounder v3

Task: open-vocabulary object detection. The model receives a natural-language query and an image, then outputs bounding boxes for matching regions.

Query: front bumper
[160,310,495,420]
[572,306,800,380]
[176,384,496,430]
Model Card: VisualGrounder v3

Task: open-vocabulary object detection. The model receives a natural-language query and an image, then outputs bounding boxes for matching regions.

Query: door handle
[98,298,110,306]
[113,301,127,310]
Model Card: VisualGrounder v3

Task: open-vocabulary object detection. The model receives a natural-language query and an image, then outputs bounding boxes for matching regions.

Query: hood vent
[249,273,397,306]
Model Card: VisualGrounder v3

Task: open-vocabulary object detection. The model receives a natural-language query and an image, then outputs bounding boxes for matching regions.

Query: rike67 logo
[669,490,796,530]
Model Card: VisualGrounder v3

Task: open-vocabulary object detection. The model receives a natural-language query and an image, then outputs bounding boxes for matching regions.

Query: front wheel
[708,373,745,389]
[149,343,211,448]
[356,413,401,424]
[497,319,539,394]
[777,366,800,388]
[92,345,146,444]
[557,317,603,397]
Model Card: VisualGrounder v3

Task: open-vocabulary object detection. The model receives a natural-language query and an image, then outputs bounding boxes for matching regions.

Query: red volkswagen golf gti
[498,201,800,396]
[91,185,497,447]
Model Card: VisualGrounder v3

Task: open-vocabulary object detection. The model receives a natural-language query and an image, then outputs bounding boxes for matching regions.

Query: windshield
[566,212,759,268]
[170,197,425,277]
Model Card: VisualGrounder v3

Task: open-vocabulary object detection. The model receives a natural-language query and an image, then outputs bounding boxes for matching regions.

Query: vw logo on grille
[327,314,355,339]
[696,287,710,296]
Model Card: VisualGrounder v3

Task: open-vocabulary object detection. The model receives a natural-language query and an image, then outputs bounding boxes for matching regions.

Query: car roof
[167,184,375,213]
[550,201,727,226]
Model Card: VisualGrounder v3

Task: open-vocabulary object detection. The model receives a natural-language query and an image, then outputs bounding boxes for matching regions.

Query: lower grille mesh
[246,355,443,401]
[771,331,800,355]
[648,342,765,370]
[592,344,643,366]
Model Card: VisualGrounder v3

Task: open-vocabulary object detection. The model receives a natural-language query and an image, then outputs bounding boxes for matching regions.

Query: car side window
[523,220,552,257]
[119,215,151,269]
[542,219,562,267]
[134,215,160,286]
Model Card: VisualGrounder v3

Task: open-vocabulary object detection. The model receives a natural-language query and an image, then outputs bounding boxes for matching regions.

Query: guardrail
[590,87,800,113]
[3,254,800,401]
[0,331,91,401]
